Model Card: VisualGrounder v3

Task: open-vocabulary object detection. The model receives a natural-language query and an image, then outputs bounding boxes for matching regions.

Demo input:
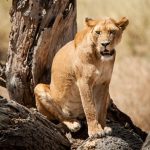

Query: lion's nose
[101,41,110,47]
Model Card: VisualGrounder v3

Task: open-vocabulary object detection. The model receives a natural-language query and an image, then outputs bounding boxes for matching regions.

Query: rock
[68,101,147,149]
[77,123,143,150]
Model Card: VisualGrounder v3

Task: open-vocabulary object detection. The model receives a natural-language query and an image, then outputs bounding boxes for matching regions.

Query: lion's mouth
[100,49,115,57]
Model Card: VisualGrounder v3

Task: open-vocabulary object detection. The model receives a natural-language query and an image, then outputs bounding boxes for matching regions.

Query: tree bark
[142,133,150,150]
[0,96,70,150]
[6,0,77,107]
[0,96,146,150]
[0,63,6,88]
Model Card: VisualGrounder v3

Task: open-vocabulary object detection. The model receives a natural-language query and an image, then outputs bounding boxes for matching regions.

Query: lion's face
[86,17,129,59]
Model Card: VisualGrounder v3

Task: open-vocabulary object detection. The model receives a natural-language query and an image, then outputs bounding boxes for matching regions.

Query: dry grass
[110,57,150,131]
[0,0,150,132]
[77,0,150,58]
[0,0,11,62]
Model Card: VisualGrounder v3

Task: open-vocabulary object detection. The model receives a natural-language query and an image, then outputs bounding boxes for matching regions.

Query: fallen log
[0,96,147,150]
[142,133,150,150]
[0,96,70,150]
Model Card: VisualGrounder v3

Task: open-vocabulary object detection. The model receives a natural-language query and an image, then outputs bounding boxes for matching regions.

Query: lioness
[34,17,129,137]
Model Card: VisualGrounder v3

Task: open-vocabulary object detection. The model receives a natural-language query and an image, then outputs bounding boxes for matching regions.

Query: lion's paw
[89,127,112,139]
[104,126,112,135]
[63,120,81,132]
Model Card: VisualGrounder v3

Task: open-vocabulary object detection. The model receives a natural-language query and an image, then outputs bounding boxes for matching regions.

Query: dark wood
[142,133,150,150]
[0,96,147,149]
[0,63,6,88]
[0,96,70,150]
[6,0,77,107]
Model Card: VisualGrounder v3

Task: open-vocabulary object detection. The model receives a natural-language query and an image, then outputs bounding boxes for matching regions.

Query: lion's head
[75,17,129,60]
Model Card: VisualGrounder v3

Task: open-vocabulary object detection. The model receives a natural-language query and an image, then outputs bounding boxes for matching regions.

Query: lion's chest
[93,62,113,85]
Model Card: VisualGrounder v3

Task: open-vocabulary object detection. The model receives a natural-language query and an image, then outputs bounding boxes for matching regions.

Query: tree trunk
[0,63,6,88]
[6,0,77,107]
[0,63,9,100]
[0,96,70,150]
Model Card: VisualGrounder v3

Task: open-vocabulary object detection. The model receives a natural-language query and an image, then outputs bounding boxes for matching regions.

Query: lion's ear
[85,18,97,27]
[116,17,129,31]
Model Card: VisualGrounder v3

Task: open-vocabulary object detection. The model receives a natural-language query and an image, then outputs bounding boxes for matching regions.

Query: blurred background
[0,1,11,63]
[0,0,150,132]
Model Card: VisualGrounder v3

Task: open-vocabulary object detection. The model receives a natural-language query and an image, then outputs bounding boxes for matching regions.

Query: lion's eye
[110,30,116,34]
[95,31,101,35]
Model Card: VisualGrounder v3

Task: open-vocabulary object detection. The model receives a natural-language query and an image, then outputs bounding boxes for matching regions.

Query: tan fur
[34,17,129,137]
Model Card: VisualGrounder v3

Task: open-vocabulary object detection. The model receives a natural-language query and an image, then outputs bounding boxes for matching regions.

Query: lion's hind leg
[34,83,63,121]
[34,84,82,132]
[63,120,81,132]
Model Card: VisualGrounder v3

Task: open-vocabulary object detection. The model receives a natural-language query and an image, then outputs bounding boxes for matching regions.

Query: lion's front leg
[77,79,105,137]
[94,84,112,136]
